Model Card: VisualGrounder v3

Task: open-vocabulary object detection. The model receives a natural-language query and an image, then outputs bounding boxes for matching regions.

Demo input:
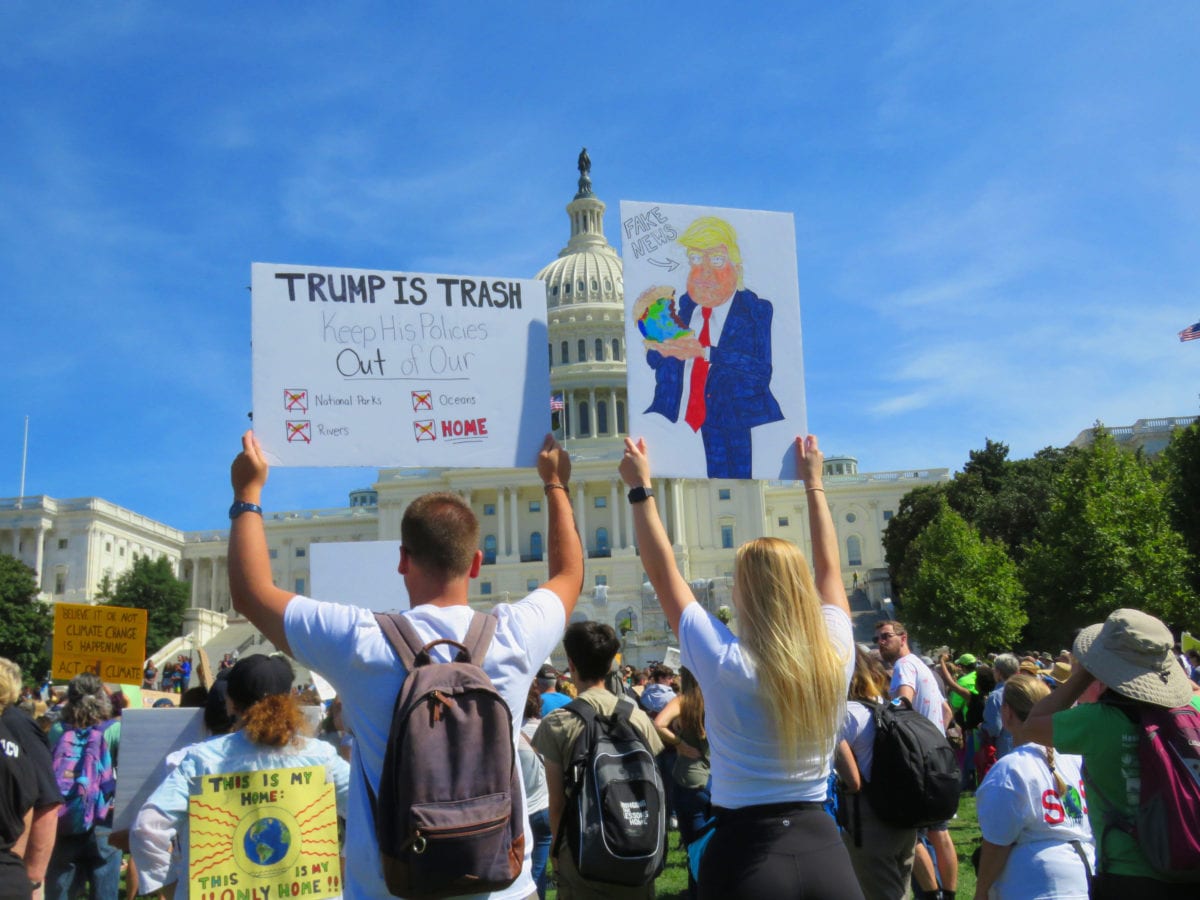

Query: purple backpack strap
[374,612,422,670]
[374,610,497,668]
[461,611,497,665]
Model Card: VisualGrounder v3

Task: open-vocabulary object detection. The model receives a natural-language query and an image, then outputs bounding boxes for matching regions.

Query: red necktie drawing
[684,307,712,432]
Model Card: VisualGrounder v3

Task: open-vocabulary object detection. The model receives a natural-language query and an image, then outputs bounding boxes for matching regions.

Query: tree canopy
[98,555,190,655]
[900,500,1026,652]
[885,427,1198,651]
[0,554,53,680]
[1160,421,1200,594]
[1021,430,1193,646]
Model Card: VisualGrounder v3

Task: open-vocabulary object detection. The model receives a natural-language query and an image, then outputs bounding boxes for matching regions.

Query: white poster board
[112,707,206,831]
[309,540,409,613]
[620,202,805,480]
[251,263,549,468]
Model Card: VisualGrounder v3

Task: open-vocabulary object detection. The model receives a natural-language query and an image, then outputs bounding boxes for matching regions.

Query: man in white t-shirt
[875,619,957,900]
[226,430,584,900]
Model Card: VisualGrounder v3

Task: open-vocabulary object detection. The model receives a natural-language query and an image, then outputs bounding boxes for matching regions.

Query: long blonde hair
[734,538,847,762]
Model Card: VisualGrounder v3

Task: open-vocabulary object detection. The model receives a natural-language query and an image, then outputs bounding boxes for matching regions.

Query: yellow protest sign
[52,603,147,683]
[1183,632,1199,654]
[189,766,341,900]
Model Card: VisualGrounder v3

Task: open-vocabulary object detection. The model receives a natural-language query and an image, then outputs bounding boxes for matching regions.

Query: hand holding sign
[232,430,269,504]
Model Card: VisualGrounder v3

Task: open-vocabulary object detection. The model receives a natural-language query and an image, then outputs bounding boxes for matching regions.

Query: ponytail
[1044,746,1068,797]
[240,694,308,748]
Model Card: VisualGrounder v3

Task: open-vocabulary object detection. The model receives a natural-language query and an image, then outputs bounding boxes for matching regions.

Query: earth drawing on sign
[635,287,692,343]
[243,817,291,866]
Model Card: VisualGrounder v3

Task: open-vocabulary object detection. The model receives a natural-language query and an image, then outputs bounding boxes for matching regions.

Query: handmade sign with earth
[621,202,806,480]
[188,765,341,900]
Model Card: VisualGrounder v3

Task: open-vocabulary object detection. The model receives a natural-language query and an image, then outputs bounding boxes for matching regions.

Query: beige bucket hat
[1073,608,1192,709]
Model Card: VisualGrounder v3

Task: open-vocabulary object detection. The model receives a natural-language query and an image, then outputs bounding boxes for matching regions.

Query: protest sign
[620,202,806,480]
[309,540,409,613]
[189,765,341,900]
[251,263,549,468]
[52,602,147,683]
[112,707,206,832]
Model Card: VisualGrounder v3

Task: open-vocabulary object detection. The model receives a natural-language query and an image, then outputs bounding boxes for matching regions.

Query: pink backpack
[1093,703,1200,880]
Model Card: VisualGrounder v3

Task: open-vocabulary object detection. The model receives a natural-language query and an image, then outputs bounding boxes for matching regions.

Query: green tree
[0,554,53,679]
[882,484,950,602]
[1160,421,1200,593]
[99,556,190,655]
[900,501,1026,652]
[1022,431,1194,646]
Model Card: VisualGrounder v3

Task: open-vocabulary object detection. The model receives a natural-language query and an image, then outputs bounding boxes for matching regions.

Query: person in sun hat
[1022,608,1197,898]
[1049,661,1073,687]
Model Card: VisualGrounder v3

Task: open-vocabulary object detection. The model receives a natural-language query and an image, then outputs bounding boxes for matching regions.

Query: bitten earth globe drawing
[243,817,291,866]
[635,287,692,343]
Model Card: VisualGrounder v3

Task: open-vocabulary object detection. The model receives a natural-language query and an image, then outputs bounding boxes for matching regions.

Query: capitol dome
[536,151,629,446]
[535,153,624,309]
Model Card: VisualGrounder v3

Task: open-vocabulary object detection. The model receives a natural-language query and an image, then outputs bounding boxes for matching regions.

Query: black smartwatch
[627,486,654,504]
[229,500,264,519]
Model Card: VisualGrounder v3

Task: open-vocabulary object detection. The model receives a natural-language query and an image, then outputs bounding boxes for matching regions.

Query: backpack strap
[374,612,422,670]
[375,611,498,669]
[461,611,498,666]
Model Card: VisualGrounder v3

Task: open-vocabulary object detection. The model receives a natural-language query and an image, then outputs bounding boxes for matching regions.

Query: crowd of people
[0,428,1197,900]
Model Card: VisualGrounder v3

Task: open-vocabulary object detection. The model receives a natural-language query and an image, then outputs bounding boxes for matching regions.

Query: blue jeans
[673,781,712,848]
[46,827,121,900]
[529,808,552,900]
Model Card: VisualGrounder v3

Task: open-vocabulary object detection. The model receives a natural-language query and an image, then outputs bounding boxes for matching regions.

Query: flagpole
[16,415,28,510]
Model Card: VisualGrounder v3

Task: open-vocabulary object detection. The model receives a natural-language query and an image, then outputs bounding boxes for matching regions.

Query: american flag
[550,393,564,412]
[1180,321,1200,343]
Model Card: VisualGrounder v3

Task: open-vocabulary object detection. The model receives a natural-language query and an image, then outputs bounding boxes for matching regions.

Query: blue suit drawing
[644,288,783,478]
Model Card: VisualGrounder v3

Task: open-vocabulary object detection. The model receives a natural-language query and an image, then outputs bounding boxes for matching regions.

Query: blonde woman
[620,435,859,900]
[974,675,1093,899]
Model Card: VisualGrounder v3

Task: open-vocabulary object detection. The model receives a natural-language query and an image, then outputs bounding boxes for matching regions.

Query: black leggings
[698,803,865,900]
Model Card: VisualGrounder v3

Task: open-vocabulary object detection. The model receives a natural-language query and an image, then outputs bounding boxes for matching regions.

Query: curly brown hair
[240,694,310,748]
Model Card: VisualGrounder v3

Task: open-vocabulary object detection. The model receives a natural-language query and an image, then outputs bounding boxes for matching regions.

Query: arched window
[560,341,569,364]
[577,339,586,361]
[612,338,621,361]
[616,400,626,434]
[847,535,863,567]
[547,343,552,366]
[483,534,497,564]
[595,338,604,360]
[529,531,543,561]
[596,401,609,434]
[596,527,610,556]
[578,401,591,436]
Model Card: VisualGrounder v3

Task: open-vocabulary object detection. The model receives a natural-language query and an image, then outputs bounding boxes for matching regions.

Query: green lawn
[548,794,982,899]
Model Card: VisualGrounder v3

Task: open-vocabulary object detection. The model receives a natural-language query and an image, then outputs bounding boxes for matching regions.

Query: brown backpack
[364,611,525,899]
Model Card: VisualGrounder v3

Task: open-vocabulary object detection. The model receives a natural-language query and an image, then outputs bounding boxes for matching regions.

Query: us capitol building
[2,157,953,664]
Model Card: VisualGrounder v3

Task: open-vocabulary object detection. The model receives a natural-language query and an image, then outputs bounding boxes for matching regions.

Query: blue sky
[3,3,1198,531]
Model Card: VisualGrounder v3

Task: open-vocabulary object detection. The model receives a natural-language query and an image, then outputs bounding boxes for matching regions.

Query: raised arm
[228,430,295,655]
[798,435,850,616]
[1023,661,1095,747]
[620,438,694,636]
[537,434,584,620]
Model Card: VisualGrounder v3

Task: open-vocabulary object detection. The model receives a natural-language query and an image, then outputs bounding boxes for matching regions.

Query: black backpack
[556,695,666,886]
[864,698,960,828]
[365,611,524,899]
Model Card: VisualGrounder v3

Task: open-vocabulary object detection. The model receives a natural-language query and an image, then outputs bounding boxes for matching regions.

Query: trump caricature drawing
[634,216,783,479]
